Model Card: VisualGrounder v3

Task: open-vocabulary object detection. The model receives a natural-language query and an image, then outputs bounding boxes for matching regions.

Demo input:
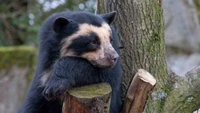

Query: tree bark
[62,83,111,113]
[163,66,200,113]
[97,0,170,112]
[97,0,200,113]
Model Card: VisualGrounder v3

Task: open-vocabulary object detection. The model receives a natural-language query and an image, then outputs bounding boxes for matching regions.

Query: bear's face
[53,12,118,69]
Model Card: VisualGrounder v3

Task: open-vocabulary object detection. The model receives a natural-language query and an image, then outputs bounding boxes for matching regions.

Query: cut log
[62,83,112,113]
[123,69,156,113]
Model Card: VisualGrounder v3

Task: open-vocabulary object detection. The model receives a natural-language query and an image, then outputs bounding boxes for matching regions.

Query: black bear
[18,11,122,113]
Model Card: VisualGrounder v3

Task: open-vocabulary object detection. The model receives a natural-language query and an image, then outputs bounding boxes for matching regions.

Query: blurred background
[0,0,200,113]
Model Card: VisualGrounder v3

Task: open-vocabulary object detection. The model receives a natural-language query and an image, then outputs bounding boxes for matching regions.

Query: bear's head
[53,12,118,69]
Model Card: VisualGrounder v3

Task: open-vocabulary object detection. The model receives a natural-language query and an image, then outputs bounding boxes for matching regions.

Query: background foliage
[0,0,95,46]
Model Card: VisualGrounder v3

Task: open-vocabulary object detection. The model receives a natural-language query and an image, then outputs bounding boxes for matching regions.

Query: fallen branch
[123,69,156,113]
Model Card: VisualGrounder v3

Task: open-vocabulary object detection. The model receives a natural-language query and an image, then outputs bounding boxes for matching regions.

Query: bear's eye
[88,40,98,51]
[90,40,97,46]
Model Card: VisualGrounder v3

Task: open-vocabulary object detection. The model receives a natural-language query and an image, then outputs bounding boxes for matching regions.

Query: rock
[163,0,200,52]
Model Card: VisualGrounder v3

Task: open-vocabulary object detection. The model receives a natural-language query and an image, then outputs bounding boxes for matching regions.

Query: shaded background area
[0,0,200,113]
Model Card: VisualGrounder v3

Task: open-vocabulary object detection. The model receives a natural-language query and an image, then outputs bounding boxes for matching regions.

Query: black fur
[18,11,122,113]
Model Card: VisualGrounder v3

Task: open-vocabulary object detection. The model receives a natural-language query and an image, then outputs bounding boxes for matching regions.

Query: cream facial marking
[61,23,112,57]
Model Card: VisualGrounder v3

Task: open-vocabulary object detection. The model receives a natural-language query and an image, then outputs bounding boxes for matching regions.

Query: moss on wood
[68,83,111,98]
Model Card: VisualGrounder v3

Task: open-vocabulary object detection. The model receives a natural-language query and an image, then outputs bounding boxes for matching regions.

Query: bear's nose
[109,53,119,63]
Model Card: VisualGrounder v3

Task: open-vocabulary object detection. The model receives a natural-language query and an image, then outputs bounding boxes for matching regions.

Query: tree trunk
[62,83,111,113]
[163,66,200,113]
[97,0,200,113]
[97,0,170,112]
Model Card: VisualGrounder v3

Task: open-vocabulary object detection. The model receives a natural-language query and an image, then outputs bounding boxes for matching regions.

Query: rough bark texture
[62,83,111,113]
[97,0,200,113]
[163,66,200,113]
[97,0,172,112]
[123,69,156,113]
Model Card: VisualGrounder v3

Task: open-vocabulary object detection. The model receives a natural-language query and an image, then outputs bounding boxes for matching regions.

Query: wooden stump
[62,83,112,113]
[123,69,157,113]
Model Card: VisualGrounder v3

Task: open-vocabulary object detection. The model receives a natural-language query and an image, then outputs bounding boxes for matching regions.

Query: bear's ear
[101,11,116,24]
[53,17,69,33]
